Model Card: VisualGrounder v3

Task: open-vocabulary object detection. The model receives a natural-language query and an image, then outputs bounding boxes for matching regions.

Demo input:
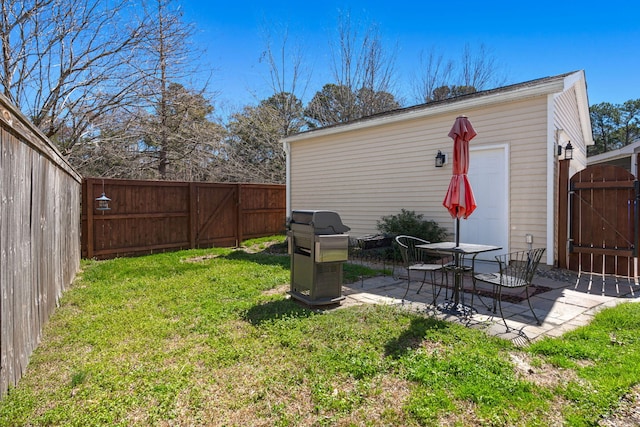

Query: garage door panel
[460,146,508,259]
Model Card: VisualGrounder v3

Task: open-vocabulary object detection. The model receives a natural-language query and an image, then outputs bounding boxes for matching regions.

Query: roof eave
[588,139,640,163]
[283,74,576,144]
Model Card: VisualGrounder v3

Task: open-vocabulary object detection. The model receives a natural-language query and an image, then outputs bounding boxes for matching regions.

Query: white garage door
[459,145,509,259]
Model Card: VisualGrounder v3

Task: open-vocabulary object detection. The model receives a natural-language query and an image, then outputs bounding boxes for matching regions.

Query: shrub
[376,209,448,243]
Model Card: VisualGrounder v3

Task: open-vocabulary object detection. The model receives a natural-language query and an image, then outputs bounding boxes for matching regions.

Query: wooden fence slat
[189,182,197,248]
[237,184,243,246]
[0,93,81,397]
[82,178,286,259]
[85,179,94,259]
[568,164,638,277]
[197,186,236,240]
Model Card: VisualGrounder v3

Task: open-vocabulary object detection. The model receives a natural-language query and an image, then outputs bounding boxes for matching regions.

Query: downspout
[546,94,556,266]
[282,138,291,217]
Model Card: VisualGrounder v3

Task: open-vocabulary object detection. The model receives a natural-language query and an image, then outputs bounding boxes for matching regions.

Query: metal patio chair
[395,235,450,303]
[473,248,546,330]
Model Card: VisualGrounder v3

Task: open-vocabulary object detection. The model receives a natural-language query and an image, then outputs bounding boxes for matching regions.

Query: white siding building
[282,71,593,266]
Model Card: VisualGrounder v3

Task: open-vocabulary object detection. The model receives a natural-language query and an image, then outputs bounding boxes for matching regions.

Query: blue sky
[182,0,639,114]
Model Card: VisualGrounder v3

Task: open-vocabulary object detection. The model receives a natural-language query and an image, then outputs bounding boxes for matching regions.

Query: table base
[436,301,476,317]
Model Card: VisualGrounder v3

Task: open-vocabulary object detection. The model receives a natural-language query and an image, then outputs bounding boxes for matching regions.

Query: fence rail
[82,178,286,259]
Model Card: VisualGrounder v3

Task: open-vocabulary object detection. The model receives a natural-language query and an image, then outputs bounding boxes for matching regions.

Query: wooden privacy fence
[558,160,639,278]
[82,178,286,259]
[0,95,82,397]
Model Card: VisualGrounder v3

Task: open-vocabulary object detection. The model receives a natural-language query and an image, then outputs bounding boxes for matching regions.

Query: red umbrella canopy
[443,116,477,219]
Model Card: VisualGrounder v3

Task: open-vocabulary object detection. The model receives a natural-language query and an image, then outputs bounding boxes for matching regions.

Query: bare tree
[0,0,147,154]
[68,111,153,179]
[412,43,506,104]
[0,0,218,181]
[76,82,223,181]
[82,0,219,180]
[411,49,454,103]
[258,23,310,135]
[138,83,223,181]
[460,43,505,89]
[222,92,304,183]
[326,11,399,121]
[212,24,309,184]
[134,0,209,179]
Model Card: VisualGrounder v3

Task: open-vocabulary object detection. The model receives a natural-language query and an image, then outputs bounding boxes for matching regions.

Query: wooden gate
[568,164,639,277]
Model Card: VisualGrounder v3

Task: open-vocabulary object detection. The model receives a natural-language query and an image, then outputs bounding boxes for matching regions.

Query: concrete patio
[340,265,640,345]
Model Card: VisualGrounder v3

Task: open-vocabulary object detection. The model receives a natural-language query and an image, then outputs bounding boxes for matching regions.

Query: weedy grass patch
[0,236,639,426]
[528,302,640,426]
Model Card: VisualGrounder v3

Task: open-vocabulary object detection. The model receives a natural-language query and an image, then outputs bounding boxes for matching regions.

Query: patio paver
[337,269,640,343]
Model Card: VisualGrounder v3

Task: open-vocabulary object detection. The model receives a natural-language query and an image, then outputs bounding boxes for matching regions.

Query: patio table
[417,242,501,315]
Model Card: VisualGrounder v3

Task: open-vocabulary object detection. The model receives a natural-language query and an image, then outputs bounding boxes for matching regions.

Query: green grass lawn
[0,236,639,426]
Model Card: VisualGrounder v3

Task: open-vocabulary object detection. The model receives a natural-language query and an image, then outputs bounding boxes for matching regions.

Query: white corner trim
[546,94,556,266]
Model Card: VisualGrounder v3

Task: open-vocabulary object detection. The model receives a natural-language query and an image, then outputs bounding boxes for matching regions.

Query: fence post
[85,178,95,259]
[236,184,243,247]
[636,153,640,278]
[189,182,197,249]
[557,159,570,268]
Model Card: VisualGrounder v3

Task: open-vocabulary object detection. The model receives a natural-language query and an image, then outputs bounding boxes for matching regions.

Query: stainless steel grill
[287,210,350,306]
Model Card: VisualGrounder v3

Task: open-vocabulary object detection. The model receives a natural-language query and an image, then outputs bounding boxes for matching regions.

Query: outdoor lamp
[435,150,446,167]
[564,141,573,160]
[96,192,111,211]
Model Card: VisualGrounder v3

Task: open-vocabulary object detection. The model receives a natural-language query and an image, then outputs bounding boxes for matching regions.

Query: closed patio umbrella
[443,115,477,246]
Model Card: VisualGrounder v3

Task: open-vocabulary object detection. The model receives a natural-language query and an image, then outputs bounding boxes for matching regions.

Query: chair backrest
[495,248,546,286]
[395,235,429,266]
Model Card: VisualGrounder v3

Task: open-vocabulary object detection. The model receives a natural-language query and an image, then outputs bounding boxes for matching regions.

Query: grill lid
[290,210,350,234]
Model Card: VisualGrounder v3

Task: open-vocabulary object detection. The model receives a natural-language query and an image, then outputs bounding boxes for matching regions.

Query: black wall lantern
[558,141,574,160]
[564,141,573,160]
[435,150,446,167]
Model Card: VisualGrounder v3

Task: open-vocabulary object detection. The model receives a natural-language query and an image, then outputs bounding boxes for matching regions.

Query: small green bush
[376,209,448,243]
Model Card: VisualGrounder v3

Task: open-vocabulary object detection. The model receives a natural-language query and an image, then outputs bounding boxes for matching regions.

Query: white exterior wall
[553,85,591,173]
[289,97,550,254]
[504,97,549,254]
[549,80,593,265]
[289,116,453,235]
[284,71,592,266]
